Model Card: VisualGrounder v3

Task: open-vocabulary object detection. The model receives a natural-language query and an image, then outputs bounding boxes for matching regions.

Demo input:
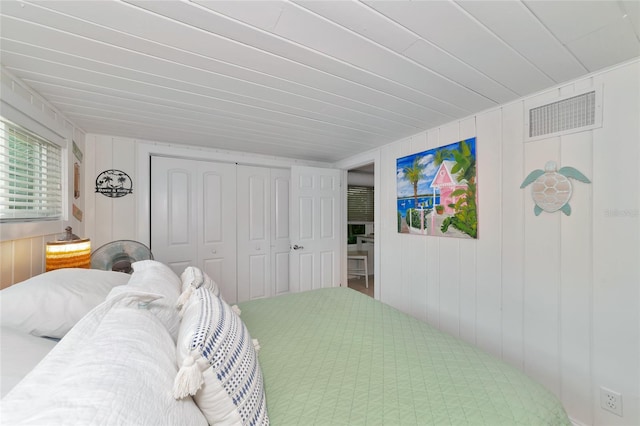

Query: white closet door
[237,165,270,302]
[271,169,291,296]
[151,157,237,302]
[150,156,198,275]
[198,162,237,304]
[290,166,342,292]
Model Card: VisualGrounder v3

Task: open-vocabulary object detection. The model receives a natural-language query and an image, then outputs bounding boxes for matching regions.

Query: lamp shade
[45,227,91,271]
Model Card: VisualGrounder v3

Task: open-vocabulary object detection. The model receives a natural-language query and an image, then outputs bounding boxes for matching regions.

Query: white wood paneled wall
[84,136,328,252]
[0,233,55,289]
[373,61,639,426]
[0,68,86,288]
[84,135,138,252]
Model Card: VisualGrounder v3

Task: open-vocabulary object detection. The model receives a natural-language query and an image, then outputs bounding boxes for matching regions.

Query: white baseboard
[570,416,588,426]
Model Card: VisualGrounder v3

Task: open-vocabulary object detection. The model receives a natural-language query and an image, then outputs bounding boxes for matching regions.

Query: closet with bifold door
[150,156,290,304]
[236,165,291,302]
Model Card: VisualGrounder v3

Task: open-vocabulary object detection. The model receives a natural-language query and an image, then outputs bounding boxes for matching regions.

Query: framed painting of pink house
[396,137,477,239]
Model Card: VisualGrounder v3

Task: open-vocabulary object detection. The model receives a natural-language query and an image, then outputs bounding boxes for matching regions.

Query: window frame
[347,184,374,223]
[0,118,68,242]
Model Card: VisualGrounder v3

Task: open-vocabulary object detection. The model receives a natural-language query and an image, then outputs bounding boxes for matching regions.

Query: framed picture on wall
[74,162,80,199]
[396,137,477,239]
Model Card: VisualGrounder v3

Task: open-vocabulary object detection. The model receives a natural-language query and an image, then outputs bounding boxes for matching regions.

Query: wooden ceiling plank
[4,55,405,139]
[273,3,494,111]
[0,35,427,131]
[122,0,470,116]
[18,74,396,143]
[49,96,381,151]
[367,1,555,95]
[456,0,588,83]
[292,0,419,53]
[4,1,453,124]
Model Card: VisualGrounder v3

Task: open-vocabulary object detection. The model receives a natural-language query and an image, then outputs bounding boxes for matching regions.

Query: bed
[0,261,570,425]
[238,288,569,425]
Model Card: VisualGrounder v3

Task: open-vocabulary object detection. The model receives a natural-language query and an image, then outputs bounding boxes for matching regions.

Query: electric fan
[91,240,153,274]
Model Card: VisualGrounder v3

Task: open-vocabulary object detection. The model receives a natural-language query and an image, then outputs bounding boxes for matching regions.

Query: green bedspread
[238,288,570,425]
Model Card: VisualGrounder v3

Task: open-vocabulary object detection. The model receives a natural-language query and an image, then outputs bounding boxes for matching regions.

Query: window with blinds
[347,185,374,222]
[0,118,63,222]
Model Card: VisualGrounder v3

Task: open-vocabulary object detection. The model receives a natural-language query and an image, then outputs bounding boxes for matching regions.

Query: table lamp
[45,226,91,271]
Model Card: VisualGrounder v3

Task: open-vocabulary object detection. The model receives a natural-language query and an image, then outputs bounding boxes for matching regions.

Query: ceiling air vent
[526,88,602,141]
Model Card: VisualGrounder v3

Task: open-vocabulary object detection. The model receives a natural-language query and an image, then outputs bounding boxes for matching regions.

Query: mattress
[238,287,570,425]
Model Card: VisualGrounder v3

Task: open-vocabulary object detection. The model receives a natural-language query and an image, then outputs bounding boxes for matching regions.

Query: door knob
[292,245,304,250]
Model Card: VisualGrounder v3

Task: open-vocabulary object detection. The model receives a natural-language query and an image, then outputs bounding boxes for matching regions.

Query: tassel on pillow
[173,354,204,399]
[252,338,261,354]
[176,285,194,312]
[191,267,204,288]
[231,305,241,316]
[177,267,208,316]
[180,267,197,289]
[179,266,205,292]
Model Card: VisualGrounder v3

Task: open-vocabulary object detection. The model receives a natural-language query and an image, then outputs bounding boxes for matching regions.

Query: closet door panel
[237,166,271,302]
[198,162,237,304]
[271,169,291,295]
[249,255,268,299]
[150,156,198,275]
[201,172,223,243]
[153,159,291,303]
[202,258,224,290]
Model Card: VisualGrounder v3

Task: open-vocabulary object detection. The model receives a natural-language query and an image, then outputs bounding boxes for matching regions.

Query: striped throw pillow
[174,286,268,425]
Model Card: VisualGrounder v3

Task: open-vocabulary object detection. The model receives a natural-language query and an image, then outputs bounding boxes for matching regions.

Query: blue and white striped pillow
[174,287,268,426]
[180,266,220,297]
[177,266,242,317]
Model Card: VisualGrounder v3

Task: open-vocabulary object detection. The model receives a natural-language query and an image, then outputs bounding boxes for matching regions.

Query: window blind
[0,118,63,221]
[347,185,374,222]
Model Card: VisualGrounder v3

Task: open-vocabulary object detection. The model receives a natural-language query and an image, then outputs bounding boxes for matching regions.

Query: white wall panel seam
[496,111,503,359]
[520,99,527,375]
[558,131,564,403]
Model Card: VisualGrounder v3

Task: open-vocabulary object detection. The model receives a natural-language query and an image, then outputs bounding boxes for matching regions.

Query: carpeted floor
[347,275,374,298]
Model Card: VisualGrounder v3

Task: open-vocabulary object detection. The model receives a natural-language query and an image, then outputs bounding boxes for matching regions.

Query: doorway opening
[346,163,375,298]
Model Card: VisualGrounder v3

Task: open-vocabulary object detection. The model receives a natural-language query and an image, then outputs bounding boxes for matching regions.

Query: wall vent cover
[526,89,602,141]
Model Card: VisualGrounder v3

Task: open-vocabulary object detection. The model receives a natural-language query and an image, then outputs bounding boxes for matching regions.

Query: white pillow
[0,291,208,426]
[0,327,58,398]
[0,268,130,338]
[107,260,182,341]
[174,287,268,426]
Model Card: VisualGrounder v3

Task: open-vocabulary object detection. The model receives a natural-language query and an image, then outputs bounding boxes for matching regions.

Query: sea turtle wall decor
[520,161,591,216]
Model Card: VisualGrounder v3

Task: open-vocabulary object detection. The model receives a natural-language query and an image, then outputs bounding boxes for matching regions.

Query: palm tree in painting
[403,156,426,207]
[434,148,453,166]
[450,139,475,183]
[441,139,477,238]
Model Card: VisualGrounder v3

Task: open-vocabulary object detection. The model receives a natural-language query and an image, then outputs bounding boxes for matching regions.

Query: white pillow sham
[0,327,58,398]
[0,291,208,426]
[174,286,268,426]
[107,260,182,341]
[0,268,130,338]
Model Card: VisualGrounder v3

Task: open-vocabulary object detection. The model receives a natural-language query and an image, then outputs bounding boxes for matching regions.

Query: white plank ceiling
[1,0,638,162]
